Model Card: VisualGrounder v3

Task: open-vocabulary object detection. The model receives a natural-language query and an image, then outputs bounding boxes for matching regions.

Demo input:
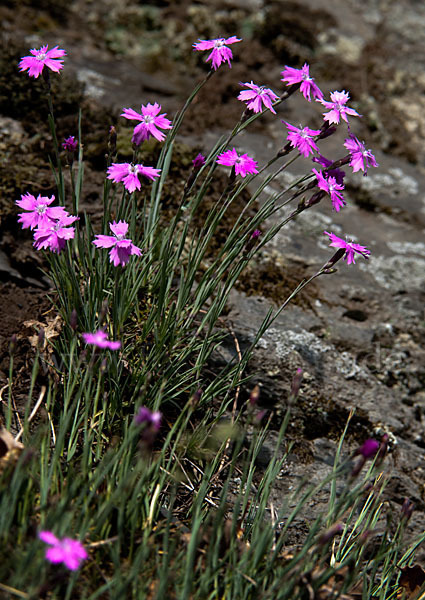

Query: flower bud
[100,358,108,375]
[37,328,45,351]
[317,523,343,546]
[356,439,380,460]
[401,497,415,522]
[243,229,261,255]
[190,388,202,409]
[62,136,78,167]
[70,308,78,331]
[249,384,260,407]
[192,153,205,170]
[9,334,17,355]
[108,126,117,155]
[290,368,303,401]
[377,433,389,464]
[322,248,346,272]
[317,124,337,140]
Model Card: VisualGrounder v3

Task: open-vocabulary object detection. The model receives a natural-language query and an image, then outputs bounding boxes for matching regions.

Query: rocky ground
[0,0,424,560]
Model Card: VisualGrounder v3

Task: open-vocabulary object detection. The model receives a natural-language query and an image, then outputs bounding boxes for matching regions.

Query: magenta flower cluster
[38,531,87,571]
[321,90,361,124]
[107,163,161,193]
[16,193,78,253]
[344,135,379,174]
[93,221,142,267]
[356,439,380,459]
[238,81,279,114]
[19,45,66,78]
[62,135,78,152]
[324,231,370,265]
[16,36,383,578]
[193,36,241,70]
[283,122,321,157]
[281,63,324,102]
[121,102,172,145]
[216,148,258,178]
[82,330,121,350]
[312,168,346,212]
[192,153,206,169]
[134,406,162,431]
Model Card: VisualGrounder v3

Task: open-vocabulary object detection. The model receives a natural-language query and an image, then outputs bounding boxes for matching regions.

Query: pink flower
[107,163,161,193]
[38,531,87,571]
[134,406,162,431]
[18,45,66,79]
[312,168,346,212]
[33,214,79,253]
[356,439,380,459]
[280,63,323,102]
[82,330,121,350]
[283,122,321,157]
[324,231,371,265]
[193,36,241,70]
[93,220,142,267]
[312,155,345,185]
[62,136,78,152]
[216,148,258,178]
[238,81,279,114]
[320,90,361,125]
[344,135,378,175]
[192,153,206,169]
[121,103,172,144]
[16,193,68,230]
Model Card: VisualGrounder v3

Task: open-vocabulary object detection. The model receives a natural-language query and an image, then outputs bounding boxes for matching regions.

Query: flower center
[36,204,48,215]
[214,39,225,48]
[36,53,47,61]
[143,115,154,124]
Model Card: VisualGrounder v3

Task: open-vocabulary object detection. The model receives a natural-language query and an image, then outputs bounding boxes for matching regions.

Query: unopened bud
[9,334,17,355]
[184,153,206,195]
[70,309,78,331]
[358,530,373,545]
[277,141,292,158]
[108,126,117,155]
[318,124,337,140]
[290,368,303,401]
[192,153,205,170]
[100,358,108,375]
[99,300,108,322]
[305,190,325,210]
[190,388,202,408]
[322,248,346,272]
[62,136,78,167]
[356,439,380,460]
[377,433,389,464]
[351,438,380,477]
[401,497,415,522]
[317,523,343,546]
[37,328,45,351]
[243,229,262,256]
[254,409,268,424]
[249,385,260,407]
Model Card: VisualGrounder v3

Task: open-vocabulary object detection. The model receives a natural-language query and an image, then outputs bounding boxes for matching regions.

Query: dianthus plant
[9,38,390,599]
